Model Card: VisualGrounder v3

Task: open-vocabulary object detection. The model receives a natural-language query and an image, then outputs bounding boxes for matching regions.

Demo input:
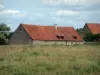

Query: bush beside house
[0,23,12,45]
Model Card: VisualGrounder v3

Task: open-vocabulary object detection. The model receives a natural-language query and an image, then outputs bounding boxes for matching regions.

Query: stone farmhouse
[9,24,84,45]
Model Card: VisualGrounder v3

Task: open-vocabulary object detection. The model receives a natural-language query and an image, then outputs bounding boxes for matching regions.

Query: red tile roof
[87,23,100,34]
[22,24,83,42]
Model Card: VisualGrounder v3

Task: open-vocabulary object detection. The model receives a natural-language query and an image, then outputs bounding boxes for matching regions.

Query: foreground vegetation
[0,45,100,75]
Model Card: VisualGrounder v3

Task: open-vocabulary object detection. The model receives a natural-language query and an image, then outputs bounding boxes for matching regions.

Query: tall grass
[0,45,100,75]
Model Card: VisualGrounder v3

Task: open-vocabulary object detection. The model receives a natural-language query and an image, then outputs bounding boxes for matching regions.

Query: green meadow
[0,45,100,75]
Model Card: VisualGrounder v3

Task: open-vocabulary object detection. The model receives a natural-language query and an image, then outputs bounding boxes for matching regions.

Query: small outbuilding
[82,23,100,36]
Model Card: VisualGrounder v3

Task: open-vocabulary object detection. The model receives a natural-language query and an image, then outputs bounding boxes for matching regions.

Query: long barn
[10,24,84,45]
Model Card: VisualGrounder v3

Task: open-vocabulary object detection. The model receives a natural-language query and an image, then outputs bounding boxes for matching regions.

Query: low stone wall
[33,41,84,45]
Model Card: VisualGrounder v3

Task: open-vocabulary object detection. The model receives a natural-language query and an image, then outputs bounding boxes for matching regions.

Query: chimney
[54,24,57,30]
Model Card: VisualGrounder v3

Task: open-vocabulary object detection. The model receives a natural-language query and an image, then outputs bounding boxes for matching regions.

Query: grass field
[0,45,100,75]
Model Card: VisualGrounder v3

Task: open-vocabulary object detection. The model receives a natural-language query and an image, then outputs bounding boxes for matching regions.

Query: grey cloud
[42,0,100,6]
[0,0,4,8]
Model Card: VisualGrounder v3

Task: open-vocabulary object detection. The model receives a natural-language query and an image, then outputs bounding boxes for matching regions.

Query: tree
[83,33,100,42]
[8,32,14,39]
[0,23,10,31]
[0,23,11,45]
[76,28,83,35]
[0,33,6,45]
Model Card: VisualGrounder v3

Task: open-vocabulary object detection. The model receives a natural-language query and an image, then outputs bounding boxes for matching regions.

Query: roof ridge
[21,24,74,28]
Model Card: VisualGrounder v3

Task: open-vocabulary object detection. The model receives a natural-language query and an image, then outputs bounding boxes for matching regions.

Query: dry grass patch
[0,45,100,75]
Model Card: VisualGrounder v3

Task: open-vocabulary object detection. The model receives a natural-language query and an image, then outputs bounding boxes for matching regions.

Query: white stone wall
[32,41,84,45]
[76,42,84,45]
[33,41,66,45]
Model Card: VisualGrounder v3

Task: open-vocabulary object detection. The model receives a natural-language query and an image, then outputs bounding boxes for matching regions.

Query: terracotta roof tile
[22,24,83,42]
[87,23,100,34]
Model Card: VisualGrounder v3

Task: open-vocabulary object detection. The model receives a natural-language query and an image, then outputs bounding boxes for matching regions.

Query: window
[56,34,64,40]
[73,35,77,40]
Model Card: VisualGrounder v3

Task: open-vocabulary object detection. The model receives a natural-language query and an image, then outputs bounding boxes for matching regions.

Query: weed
[0,58,4,61]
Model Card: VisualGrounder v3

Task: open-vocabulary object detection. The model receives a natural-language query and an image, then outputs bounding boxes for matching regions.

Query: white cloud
[42,0,59,5]
[0,10,27,18]
[0,4,4,8]
[0,0,4,8]
[12,12,27,18]
[55,10,80,16]
[42,0,100,6]
[0,10,20,15]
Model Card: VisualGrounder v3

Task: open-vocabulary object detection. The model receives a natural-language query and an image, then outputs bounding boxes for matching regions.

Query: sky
[0,0,100,31]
